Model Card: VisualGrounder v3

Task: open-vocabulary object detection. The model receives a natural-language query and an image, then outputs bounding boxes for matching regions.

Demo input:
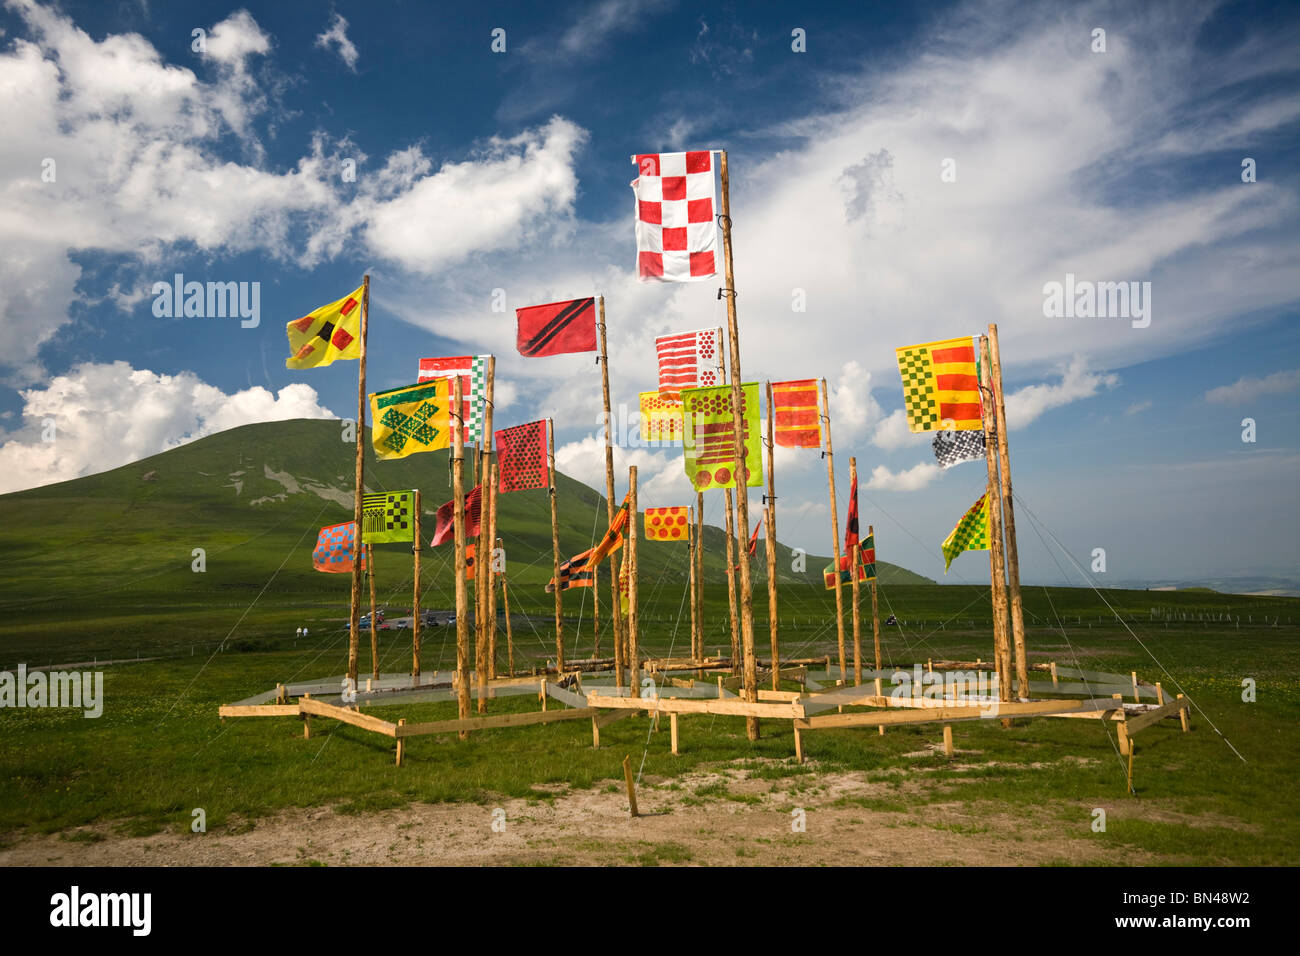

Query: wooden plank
[756,689,803,702]
[596,709,635,730]
[670,713,679,755]
[396,707,596,738]
[299,697,398,737]
[795,697,1116,731]
[586,692,802,720]
[219,704,301,718]
[1125,696,1191,735]
[546,683,588,709]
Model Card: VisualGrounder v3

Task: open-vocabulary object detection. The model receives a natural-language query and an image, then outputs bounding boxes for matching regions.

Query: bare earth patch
[0,758,1193,866]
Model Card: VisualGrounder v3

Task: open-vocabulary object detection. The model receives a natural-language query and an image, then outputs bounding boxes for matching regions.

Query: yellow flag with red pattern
[285,285,365,370]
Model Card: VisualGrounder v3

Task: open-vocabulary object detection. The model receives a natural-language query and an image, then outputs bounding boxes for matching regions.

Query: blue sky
[1,0,1298,589]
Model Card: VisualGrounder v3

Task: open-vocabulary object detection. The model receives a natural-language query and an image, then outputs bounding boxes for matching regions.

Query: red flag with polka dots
[632,150,719,282]
[495,420,549,494]
[644,506,690,542]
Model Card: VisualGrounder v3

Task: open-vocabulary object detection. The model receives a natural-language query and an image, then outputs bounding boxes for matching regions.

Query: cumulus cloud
[864,461,941,492]
[553,432,690,507]
[314,12,358,71]
[1204,369,1300,405]
[0,362,335,493]
[1005,357,1118,430]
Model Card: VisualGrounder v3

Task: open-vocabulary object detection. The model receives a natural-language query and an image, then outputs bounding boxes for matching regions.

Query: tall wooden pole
[869,524,881,671]
[687,507,698,665]
[367,544,378,680]
[452,376,471,735]
[548,419,564,674]
[412,488,422,678]
[820,377,847,685]
[486,479,500,681]
[979,334,1012,702]
[502,568,515,677]
[476,357,496,710]
[718,151,758,738]
[988,324,1028,699]
[347,274,370,686]
[694,491,704,662]
[849,457,862,686]
[723,487,741,673]
[592,529,601,659]
[597,297,625,687]
[764,381,780,690]
[627,466,640,696]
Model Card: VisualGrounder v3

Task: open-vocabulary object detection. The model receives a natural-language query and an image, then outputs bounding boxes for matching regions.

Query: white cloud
[864,461,941,492]
[0,362,334,493]
[1204,369,1300,405]
[1124,399,1153,416]
[314,12,358,71]
[553,432,689,508]
[1004,357,1118,429]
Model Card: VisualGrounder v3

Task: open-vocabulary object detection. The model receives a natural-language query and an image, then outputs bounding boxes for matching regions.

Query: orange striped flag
[771,379,821,448]
[895,336,982,432]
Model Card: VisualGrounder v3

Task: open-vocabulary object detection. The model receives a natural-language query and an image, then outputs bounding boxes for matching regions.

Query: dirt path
[1,758,1170,866]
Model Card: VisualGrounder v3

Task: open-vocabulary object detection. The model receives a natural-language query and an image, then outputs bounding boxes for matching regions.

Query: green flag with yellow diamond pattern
[941,492,990,572]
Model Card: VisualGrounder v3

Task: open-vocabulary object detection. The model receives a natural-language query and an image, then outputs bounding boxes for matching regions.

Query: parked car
[360,609,385,628]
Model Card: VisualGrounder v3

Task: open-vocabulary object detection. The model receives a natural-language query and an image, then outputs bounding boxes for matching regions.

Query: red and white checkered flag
[631,150,718,282]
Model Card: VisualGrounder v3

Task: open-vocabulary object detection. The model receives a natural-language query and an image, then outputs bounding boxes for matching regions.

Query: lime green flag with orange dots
[680,382,763,491]
[941,492,990,572]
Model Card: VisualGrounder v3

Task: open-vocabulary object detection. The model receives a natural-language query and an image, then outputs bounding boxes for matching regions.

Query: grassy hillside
[0,418,930,664]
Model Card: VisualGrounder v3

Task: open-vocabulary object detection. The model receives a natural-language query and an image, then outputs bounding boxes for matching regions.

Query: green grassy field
[1,420,1297,864]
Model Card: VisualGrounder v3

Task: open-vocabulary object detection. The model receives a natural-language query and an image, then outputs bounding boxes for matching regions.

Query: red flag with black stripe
[845,473,860,555]
[515,297,597,357]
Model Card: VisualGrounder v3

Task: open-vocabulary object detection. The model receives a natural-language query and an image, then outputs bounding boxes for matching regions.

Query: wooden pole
[820,378,847,685]
[548,419,564,674]
[870,524,881,671]
[486,518,499,680]
[987,324,1028,699]
[347,274,370,686]
[622,755,639,817]
[452,376,471,737]
[475,357,497,709]
[764,381,780,691]
[502,569,515,677]
[694,491,705,664]
[367,544,378,680]
[627,466,640,696]
[597,296,625,687]
[849,457,862,686]
[592,528,601,659]
[978,334,1012,702]
[723,487,741,673]
[412,488,422,677]
[688,507,698,665]
[718,150,759,741]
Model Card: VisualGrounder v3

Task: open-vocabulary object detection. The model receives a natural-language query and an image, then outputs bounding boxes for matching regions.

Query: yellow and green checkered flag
[941,492,990,572]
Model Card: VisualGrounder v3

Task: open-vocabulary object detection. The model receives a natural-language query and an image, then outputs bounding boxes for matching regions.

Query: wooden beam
[299,696,398,737]
[795,696,1117,730]
[218,704,301,718]
[1125,695,1191,735]
[396,707,596,738]
[586,692,802,719]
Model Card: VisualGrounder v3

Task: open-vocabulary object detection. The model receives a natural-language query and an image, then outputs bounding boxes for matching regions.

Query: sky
[0,0,1297,589]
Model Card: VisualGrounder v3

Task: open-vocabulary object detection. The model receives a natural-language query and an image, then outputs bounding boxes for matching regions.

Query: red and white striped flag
[655,328,722,400]
[417,355,488,446]
[631,150,718,282]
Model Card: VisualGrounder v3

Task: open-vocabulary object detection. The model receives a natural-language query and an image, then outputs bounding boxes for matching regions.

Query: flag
[618,553,630,615]
[941,493,990,573]
[895,336,983,432]
[645,506,690,541]
[632,150,718,282]
[285,285,364,370]
[370,379,451,460]
[655,328,722,399]
[640,391,684,442]
[589,492,631,565]
[933,430,986,468]
[417,355,488,446]
[465,542,477,570]
[771,379,821,448]
[516,297,597,357]
[361,490,414,544]
[732,520,761,570]
[546,548,597,593]
[845,474,860,555]
[496,421,548,493]
[823,533,876,588]
[431,485,483,547]
[312,522,366,573]
[681,383,763,491]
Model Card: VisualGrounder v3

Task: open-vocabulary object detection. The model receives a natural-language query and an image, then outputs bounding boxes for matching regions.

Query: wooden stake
[978,335,1012,702]
[943,724,954,757]
[396,718,406,767]
[302,693,312,739]
[987,324,1029,699]
[502,570,515,678]
[347,275,370,686]
[793,726,804,764]
[1178,693,1189,732]
[412,488,422,677]
[628,466,641,696]
[367,544,379,680]
[869,525,881,671]
[764,381,780,691]
[723,487,741,675]
[849,457,862,686]
[547,419,564,674]
[718,150,759,742]
[452,377,471,738]
[670,712,679,755]
[597,296,626,687]
[820,378,847,685]
[622,754,639,817]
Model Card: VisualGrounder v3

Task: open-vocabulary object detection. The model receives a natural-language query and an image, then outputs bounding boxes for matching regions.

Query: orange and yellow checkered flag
[895,336,982,432]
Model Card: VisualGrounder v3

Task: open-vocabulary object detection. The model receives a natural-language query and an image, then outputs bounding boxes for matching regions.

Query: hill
[0,419,930,663]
